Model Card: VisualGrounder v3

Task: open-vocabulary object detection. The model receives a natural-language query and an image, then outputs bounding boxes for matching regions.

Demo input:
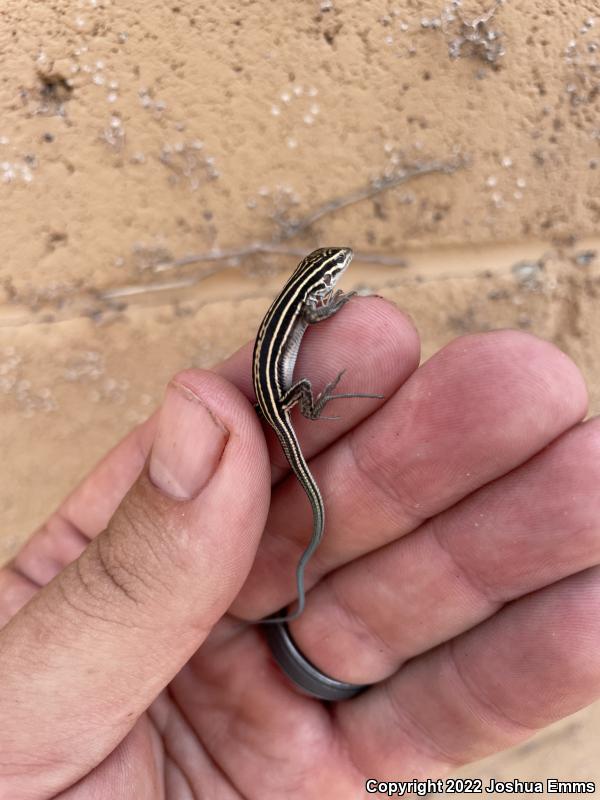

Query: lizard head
[301,246,353,301]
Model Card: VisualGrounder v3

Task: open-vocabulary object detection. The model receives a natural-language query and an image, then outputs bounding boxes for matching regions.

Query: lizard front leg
[301,290,357,324]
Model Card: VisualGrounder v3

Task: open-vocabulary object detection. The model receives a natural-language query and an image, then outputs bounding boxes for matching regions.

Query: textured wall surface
[1,0,599,299]
[1,0,599,793]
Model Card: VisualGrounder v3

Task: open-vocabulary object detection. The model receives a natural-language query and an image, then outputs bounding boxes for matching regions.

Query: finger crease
[330,575,398,668]
[429,517,501,607]
[447,637,539,738]
[384,678,465,768]
[347,431,428,533]
[95,536,140,604]
[4,562,41,591]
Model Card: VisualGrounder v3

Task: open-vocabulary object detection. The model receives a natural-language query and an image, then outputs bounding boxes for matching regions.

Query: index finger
[217,296,420,476]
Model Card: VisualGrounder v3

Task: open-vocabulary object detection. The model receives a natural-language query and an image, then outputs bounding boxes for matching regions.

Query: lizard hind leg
[281,372,383,421]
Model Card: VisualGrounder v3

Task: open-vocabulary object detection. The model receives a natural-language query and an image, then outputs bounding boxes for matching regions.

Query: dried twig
[154,242,306,271]
[99,248,408,302]
[99,276,201,300]
[155,243,409,273]
[273,157,465,240]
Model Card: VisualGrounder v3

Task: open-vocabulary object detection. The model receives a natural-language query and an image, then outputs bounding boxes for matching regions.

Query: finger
[0,370,270,798]
[336,566,600,779]
[218,296,421,476]
[233,330,588,618]
[293,417,600,683]
[0,417,157,625]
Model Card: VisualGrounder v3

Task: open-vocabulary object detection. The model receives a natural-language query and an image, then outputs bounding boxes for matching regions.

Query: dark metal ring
[262,613,369,701]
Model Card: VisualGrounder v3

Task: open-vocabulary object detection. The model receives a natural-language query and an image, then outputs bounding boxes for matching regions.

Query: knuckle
[85,493,176,607]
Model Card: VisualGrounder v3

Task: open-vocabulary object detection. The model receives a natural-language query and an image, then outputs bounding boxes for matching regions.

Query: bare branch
[274,157,465,240]
[99,276,201,300]
[98,248,408,302]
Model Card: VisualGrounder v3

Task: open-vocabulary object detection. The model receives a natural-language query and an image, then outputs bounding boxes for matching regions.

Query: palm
[71,623,344,797]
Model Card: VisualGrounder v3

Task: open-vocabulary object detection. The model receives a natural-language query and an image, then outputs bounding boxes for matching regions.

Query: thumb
[0,370,270,798]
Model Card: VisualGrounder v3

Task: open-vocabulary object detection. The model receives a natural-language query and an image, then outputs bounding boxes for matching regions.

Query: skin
[0,296,599,799]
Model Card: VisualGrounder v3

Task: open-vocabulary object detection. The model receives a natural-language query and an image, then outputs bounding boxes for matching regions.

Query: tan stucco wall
[1,0,599,792]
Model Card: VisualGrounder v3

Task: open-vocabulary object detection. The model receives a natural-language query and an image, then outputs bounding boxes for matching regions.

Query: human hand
[1,298,599,799]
